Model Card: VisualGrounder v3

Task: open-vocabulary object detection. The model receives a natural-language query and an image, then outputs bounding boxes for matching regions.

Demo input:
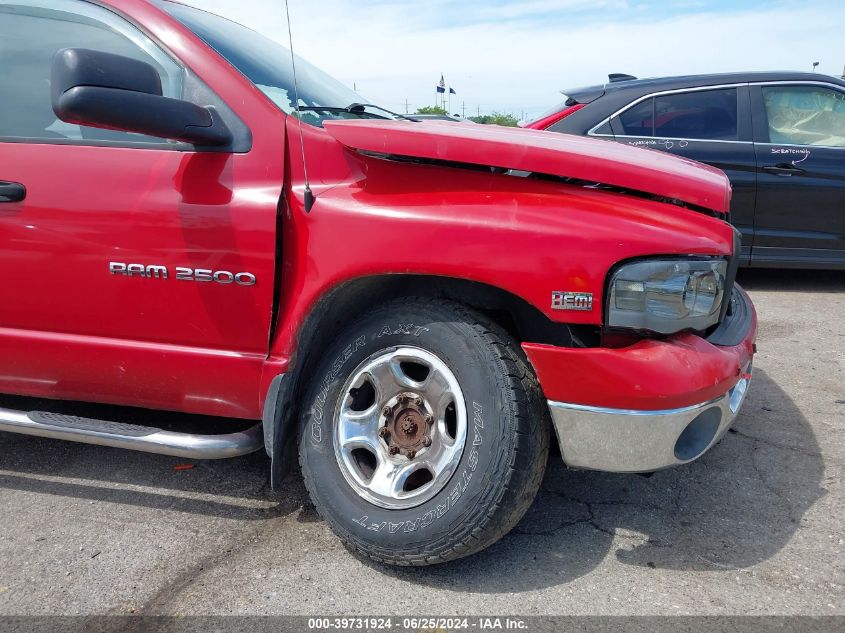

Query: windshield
[155,1,380,126]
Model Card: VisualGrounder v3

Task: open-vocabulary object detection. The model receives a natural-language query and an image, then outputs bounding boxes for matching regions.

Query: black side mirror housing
[51,48,232,147]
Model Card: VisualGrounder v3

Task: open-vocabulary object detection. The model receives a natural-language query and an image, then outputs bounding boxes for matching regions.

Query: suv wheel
[299,299,549,565]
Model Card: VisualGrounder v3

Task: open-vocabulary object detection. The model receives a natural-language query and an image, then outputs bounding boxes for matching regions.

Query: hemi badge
[551,291,593,311]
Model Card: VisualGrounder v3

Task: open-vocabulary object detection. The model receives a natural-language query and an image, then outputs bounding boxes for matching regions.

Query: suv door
[750,82,845,268]
[604,86,756,264]
[0,0,282,417]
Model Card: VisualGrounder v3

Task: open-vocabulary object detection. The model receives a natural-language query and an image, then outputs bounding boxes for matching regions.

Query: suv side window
[617,98,654,137]
[0,0,183,144]
[761,85,845,147]
[614,88,738,140]
[653,88,737,140]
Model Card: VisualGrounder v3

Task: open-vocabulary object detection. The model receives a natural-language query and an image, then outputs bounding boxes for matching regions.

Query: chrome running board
[0,408,263,459]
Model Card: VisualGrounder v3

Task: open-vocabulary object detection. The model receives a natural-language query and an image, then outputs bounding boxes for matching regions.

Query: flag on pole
[436,73,446,94]
[449,87,457,95]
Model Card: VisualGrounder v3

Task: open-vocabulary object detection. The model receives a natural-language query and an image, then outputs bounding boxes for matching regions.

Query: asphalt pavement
[0,268,842,617]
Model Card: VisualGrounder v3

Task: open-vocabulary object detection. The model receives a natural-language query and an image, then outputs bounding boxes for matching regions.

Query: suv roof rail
[608,73,637,83]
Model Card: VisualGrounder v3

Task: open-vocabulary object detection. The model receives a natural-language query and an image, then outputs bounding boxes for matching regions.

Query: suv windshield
[155,1,389,126]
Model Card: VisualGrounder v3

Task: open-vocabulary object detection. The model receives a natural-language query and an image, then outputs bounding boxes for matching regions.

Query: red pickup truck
[0,0,756,565]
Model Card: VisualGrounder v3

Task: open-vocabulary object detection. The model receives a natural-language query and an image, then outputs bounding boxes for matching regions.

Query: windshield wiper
[295,105,388,119]
[345,103,420,122]
[295,104,420,122]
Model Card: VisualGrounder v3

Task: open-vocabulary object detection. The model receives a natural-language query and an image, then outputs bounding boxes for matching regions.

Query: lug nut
[406,449,416,459]
[378,427,390,438]
[424,414,433,425]
[383,405,392,416]
[422,437,432,447]
[413,396,423,406]
[388,446,400,456]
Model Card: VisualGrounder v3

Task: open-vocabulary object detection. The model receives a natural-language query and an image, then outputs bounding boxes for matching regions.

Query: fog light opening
[674,407,722,461]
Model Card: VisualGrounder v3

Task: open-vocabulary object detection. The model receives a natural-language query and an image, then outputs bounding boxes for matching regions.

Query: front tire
[298,299,549,565]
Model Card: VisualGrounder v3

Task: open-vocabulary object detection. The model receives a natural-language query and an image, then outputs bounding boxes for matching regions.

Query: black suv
[525,72,845,269]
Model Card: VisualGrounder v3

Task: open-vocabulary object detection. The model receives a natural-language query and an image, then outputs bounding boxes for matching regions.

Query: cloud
[182,0,845,117]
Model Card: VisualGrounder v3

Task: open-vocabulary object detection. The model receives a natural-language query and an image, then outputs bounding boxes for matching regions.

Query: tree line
[415,106,520,127]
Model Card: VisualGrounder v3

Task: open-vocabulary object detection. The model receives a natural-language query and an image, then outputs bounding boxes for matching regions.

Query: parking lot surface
[0,269,842,616]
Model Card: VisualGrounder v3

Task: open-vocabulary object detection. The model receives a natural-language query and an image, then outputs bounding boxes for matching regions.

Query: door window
[0,0,183,144]
[617,98,654,137]
[761,85,845,147]
[614,88,738,140]
[653,88,737,140]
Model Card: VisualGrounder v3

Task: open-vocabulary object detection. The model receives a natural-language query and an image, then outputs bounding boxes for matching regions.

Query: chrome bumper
[548,371,751,473]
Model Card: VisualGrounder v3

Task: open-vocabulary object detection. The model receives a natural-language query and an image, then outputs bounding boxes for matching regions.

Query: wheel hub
[382,394,433,457]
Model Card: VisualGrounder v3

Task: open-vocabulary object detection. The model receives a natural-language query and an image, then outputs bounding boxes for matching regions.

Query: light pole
[812,61,819,72]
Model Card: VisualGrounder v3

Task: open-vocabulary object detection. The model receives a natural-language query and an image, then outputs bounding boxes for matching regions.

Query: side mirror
[51,48,232,147]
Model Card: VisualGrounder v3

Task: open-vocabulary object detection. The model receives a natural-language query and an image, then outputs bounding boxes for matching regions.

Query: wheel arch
[268,273,586,486]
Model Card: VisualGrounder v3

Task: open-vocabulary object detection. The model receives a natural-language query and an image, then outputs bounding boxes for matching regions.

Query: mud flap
[263,373,295,490]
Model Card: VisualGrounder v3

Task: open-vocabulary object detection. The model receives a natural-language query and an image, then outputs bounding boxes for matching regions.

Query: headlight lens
[608,258,727,334]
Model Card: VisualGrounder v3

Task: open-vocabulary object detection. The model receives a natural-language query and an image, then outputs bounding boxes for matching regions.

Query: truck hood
[322,119,731,213]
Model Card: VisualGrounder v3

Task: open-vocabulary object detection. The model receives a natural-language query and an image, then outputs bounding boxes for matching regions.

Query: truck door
[749,82,845,267]
[0,0,285,418]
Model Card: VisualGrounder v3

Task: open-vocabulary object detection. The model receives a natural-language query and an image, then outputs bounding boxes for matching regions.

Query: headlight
[608,258,727,334]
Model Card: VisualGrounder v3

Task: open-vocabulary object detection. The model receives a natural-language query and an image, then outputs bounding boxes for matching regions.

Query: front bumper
[548,369,750,471]
[524,285,757,472]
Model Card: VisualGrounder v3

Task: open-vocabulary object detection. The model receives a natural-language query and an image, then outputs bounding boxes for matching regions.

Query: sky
[184,0,845,119]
